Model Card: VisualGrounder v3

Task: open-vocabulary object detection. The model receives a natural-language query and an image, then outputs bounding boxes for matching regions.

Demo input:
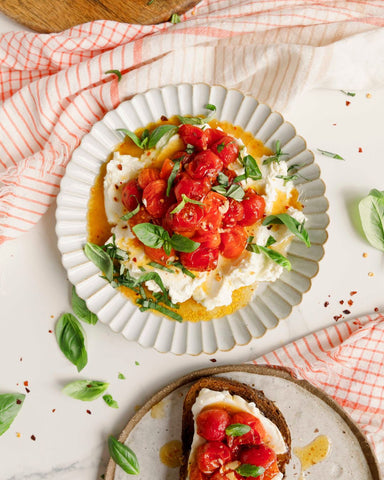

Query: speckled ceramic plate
[55,84,329,355]
[105,365,380,480]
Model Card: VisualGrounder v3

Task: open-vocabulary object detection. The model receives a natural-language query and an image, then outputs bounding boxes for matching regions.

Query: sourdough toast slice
[180,376,291,480]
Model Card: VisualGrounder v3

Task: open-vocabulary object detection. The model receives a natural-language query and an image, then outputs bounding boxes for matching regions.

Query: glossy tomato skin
[159,158,175,180]
[128,206,153,228]
[142,179,173,218]
[231,412,267,443]
[210,470,242,480]
[238,190,266,226]
[220,226,248,259]
[174,174,211,202]
[197,191,226,234]
[186,150,223,181]
[211,136,239,167]
[137,167,160,189]
[166,202,204,234]
[179,124,209,151]
[196,409,231,442]
[189,465,208,480]
[121,179,142,211]
[143,245,175,266]
[192,231,221,249]
[239,445,277,471]
[222,198,244,228]
[258,461,280,480]
[196,442,232,474]
[179,245,219,271]
[206,128,227,147]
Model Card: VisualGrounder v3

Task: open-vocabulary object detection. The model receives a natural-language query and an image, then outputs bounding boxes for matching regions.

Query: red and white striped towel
[253,313,384,475]
[1,1,384,242]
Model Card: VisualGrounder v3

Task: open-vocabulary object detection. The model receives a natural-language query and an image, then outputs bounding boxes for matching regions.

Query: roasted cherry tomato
[179,124,210,151]
[231,412,267,443]
[191,231,221,249]
[128,206,153,228]
[238,190,265,226]
[174,174,211,202]
[211,136,239,167]
[210,471,242,480]
[196,442,232,474]
[189,464,209,480]
[259,461,280,480]
[121,179,142,211]
[206,128,227,147]
[186,150,223,181]
[179,245,219,271]
[143,245,175,266]
[226,411,266,455]
[239,445,277,471]
[197,191,226,234]
[220,226,248,259]
[142,179,173,218]
[222,167,238,184]
[196,408,231,442]
[160,158,175,180]
[137,167,160,189]
[222,198,244,228]
[166,202,204,234]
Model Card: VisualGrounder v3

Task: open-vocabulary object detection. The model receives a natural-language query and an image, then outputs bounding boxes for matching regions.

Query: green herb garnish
[55,313,88,372]
[178,104,216,126]
[341,90,356,97]
[358,189,384,252]
[63,380,109,401]
[263,213,311,247]
[148,262,174,273]
[117,124,177,150]
[108,436,140,475]
[234,154,262,182]
[225,423,251,437]
[317,148,344,160]
[171,13,181,24]
[170,194,204,214]
[212,183,245,201]
[120,203,140,221]
[247,236,292,271]
[84,243,114,282]
[172,261,196,278]
[137,298,182,322]
[0,393,25,436]
[105,70,122,81]
[166,160,181,196]
[132,223,199,254]
[103,394,119,409]
[71,286,98,325]
[236,464,265,478]
[118,373,126,380]
[263,140,288,165]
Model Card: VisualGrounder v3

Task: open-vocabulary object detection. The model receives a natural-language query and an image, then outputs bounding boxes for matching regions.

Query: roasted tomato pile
[121,125,265,272]
[190,407,281,480]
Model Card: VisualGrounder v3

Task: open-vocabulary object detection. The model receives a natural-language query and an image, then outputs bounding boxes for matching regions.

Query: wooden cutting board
[0,0,200,33]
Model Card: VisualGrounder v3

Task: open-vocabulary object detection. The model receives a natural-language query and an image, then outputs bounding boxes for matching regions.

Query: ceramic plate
[105,365,380,480]
[55,83,329,355]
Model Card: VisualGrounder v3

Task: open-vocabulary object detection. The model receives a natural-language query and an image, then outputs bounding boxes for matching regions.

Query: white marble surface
[1,11,384,480]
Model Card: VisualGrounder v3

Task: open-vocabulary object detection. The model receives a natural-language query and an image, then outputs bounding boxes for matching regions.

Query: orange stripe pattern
[253,313,384,474]
[1,1,384,242]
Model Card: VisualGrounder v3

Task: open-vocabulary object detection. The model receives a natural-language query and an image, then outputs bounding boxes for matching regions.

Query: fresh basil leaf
[172,261,196,278]
[153,292,180,309]
[148,125,178,149]
[103,235,129,261]
[265,235,276,247]
[247,243,292,271]
[317,148,344,160]
[263,140,288,165]
[211,185,228,195]
[120,203,140,221]
[55,313,88,372]
[132,223,169,249]
[204,103,217,122]
[116,128,144,149]
[118,373,126,380]
[217,141,226,153]
[185,144,195,154]
[341,90,356,97]
[225,423,251,437]
[236,464,265,478]
[178,104,216,125]
[84,242,114,282]
[71,286,98,325]
[263,214,311,247]
[276,174,298,184]
[227,184,245,201]
[217,172,229,186]
[149,262,174,273]
[103,394,119,409]
[358,189,384,252]
[166,160,181,196]
[287,163,301,173]
[0,393,25,436]
[108,435,140,475]
[105,70,122,81]
[138,299,182,322]
[133,271,167,295]
[63,380,109,401]
[170,13,181,23]
[170,194,203,214]
[171,234,200,253]
[235,155,262,182]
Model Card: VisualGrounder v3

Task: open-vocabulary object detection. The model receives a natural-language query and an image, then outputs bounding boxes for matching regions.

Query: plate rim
[105,364,380,480]
[55,82,330,355]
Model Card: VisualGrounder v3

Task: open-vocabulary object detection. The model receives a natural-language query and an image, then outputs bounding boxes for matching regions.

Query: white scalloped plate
[55,84,329,355]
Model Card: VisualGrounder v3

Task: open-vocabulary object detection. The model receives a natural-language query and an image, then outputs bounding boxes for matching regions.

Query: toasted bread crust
[180,376,291,480]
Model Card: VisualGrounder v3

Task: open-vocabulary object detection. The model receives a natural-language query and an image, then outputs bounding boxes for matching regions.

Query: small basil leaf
[263,214,311,247]
[116,128,144,149]
[166,160,181,196]
[148,125,178,149]
[227,184,245,201]
[71,286,98,325]
[317,148,344,160]
[211,185,227,196]
[105,70,122,81]
[103,394,119,409]
[63,380,109,401]
[170,234,200,253]
[204,103,217,122]
[55,313,88,372]
[265,235,276,247]
[170,13,181,23]
[118,373,126,380]
[133,271,167,295]
[132,223,168,249]
[257,245,292,271]
[137,299,182,322]
[120,203,140,221]
[148,262,174,273]
[0,393,25,436]
[170,194,203,214]
[235,155,262,182]
[177,115,203,125]
[341,90,356,97]
[358,189,384,252]
[84,243,114,282]
[225,423,251,437]
[172,261,196,278]
[263,140,288,165]
[108,435,140,475]
[236,464,265,478]
[217,172,229,186]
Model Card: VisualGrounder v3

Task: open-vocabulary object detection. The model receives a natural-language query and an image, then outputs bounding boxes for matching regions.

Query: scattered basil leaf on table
[108,435,140,475]
[317,148,344,160]
[263,140,288,165]
[0,393,25,436]
[103,394,119,409]
[358,189,384,252]
[118,373,126,380]
[105,70,122,81]
[236,464,265,477]
[63,380,109,401]
[55,313,88,372]
[263,213,311,247]
[225,423,251,437]
[340,90,356,97]
[71,286,98,325]
[84,243,114,282]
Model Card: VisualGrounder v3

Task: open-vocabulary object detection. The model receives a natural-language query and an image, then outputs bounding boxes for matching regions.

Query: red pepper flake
[324,301,329,307]
[19,357,22,362]
[161,115,168,121]
[113,197,118,202]
[31,435,36,441]
[24,381,29,387]
[343,309,351,315]
[48,330,53,333]
[210,358,217,363]
[333,315,342,322]
[86,384,92,388]
[348,300,353,306]
[358,147,363,153]
[146,151,151,156]
[350,291,357,296]
[132,257,137,262]
[339,300,344,305]
[117,164,122,171]
[285,205,289,209]
[332,123,337,126]
[25,387,30,393]
[374,307,379,312]
[346,101,351,106]
[52,409,56,413]
[16,399,22,405]
[115,184,119,190]
[122,225,128,229]
[86,410,92,415]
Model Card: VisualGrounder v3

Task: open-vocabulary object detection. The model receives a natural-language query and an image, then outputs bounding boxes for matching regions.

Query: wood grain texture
[0,0,200,33]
